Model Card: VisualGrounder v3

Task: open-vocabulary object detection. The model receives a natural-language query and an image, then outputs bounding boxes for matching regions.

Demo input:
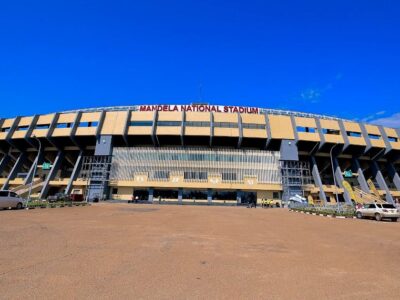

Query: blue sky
[0,0,399,127]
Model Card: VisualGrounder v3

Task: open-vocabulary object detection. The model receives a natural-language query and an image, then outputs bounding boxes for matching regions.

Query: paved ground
[0,203,399,299]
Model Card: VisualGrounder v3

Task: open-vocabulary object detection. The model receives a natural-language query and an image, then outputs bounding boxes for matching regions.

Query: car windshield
[382,204,396,209]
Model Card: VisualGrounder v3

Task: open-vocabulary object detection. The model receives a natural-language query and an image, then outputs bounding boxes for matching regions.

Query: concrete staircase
[11,179,44,198]
[353,187,384,204]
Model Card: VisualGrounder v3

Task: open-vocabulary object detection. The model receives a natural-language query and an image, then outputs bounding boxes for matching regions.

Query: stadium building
[0,104,399,205]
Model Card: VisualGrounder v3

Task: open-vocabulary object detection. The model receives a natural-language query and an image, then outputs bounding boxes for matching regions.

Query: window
[273,192,280,199]
[368,134,381,140]
[17,126,29,131]
[10,192,17,198]
[35,124,50,130]
[214,122,238,128]
[367,204,376,209]
[129,121,153,127]
[112,188,118,195]
[157,121,181,127]
[222,172,237,181]
[184,171,208,180]
[1,127,10,132]
[382,204,396,209]
[56,123,72,129]
[242,123,266,130]
[388,136,398,143]
[79,121,98,127]
[347,131,362,137]
[185,121,210,127]
[152,170,169,180]
[296,126,316,133]
[0,191,8,197]
[322,128,341,135]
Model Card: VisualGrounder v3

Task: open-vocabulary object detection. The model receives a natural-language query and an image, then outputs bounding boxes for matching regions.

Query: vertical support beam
[39,151,64,199]
[332,156,352,204]
[0,154,11,175]
[207,188,212,205]
[24,150,44,185]
[70,111,82,148]
[264,113,272,149]
[209,112,214,147]
[148,188,154,203]
[151,111,158,146]
[370,161,394,204]
[338,120,350,152]
[351,158,370,193]
[237,112,243,148]
[2,152,27,190]
[378,126,392,155]
[122,109,132,146]
[290,115,299,145]
[178,188,183,204]
[180,111,185,146]
[310,156,327,205]
[65,150,84,195]
[359,123,372,154]
[45,113,61,149]
[25,115,40,147]
[386,162,400,191]
[315,118,326,151]
[96,110,107,139]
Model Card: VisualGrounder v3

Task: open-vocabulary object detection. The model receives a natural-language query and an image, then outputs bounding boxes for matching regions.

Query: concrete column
[39,151,64,199]
[65,150,84,195]
[236,190,242,205]
[2,152,27,190]
[332,156,352,204]
[0,155,11,175]
[24,151,44,185]
[148,188,154,203]
[370,161,394,204]
[178,188,183,204]
[207,189,212,205]
[352,158,370,193]
[386,162,400,191]
[310,156,327,205]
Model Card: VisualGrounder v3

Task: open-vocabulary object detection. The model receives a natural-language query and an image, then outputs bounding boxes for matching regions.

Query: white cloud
[370,112,400,128]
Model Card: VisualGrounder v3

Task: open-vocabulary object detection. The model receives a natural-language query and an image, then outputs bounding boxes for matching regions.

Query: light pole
[27,135,42,203]
[330,144,340,208]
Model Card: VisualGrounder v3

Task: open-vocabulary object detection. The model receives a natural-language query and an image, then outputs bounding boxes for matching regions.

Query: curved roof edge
[61,104,351,122]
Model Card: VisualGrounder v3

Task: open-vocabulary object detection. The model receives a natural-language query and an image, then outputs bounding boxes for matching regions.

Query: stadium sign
[138,104,260,114]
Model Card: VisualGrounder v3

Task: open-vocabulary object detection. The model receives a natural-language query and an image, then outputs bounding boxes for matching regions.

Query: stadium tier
[0,104,399,205]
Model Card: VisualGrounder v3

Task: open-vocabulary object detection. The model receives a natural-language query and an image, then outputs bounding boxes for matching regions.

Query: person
[261,198,265,208]
[135,195,139,203]
[158,195,162,204]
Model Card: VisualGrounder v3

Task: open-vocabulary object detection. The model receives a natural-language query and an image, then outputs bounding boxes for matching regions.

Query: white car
[356,203,400,222]
[0,190,25,210]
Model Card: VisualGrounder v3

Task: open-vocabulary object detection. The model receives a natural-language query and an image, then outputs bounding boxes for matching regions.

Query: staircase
[353,187,385,204]
[11,179,44,198]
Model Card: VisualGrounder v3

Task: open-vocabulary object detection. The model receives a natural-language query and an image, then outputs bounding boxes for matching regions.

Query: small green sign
[344,170,353,178]
[42,162,51,170]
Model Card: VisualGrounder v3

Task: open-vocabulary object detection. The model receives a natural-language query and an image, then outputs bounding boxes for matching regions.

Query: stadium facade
[0,104,399,205]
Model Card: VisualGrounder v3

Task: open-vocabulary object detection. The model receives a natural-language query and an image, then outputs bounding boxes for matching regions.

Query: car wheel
[374,213,382,221]
[391,218,398,222]
[16,202,23,210]
[356,212,363,219]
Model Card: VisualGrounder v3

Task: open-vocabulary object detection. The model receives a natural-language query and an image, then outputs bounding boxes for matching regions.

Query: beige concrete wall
[186,112,210,121]
[213,112,237,122]
[241,113,265,124]
[131,111,154,121]
[156,127,181,135]
[294,117,317,128]
[58,113,77,123]
[158,111,182,121]
[80,112,101,122]
[184,127,210,136]
[111,187,133,200]
[101,111,128,135]
[127,127,152,135]
[214,128,239,137]
[268,115,295,139]
[242,129,267,138]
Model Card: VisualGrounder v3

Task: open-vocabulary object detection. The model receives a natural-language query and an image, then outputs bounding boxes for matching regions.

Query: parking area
[0,203,399,299]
